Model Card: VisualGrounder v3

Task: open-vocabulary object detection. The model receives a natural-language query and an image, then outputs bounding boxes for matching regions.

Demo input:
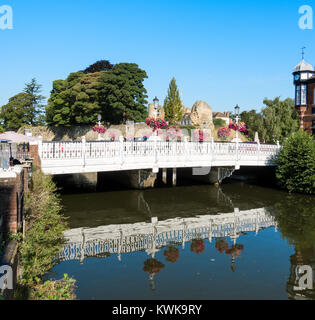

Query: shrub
[276,130,315,194]
[213,118,226,128]
[20,170,68,285]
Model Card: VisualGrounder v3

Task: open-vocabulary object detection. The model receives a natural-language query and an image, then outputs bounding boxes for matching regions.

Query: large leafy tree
[276,130,315,194]
[46,62,148,126]
[82,60,113,74]
[46,72,102,126]
[163,78,183,125]
[98,63,148,124]
[262,97,299,143]
[241,97,299,143]
[0,92,37,130]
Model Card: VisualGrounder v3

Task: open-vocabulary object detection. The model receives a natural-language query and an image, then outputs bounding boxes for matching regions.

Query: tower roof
[294,59,314,72]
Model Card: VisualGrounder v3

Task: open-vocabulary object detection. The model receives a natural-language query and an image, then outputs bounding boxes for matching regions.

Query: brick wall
[0,166,28,235]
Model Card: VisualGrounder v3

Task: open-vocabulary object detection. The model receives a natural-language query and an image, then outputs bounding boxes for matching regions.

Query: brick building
[293,59,315,134]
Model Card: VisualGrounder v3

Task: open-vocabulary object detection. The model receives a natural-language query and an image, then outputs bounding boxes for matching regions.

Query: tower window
[301,85,307,105]
[296,85,301,106]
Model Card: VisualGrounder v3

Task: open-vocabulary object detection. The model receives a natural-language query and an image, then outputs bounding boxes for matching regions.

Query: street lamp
[153,97,159,118]
[234,105,240,142]
[97,114,102,141]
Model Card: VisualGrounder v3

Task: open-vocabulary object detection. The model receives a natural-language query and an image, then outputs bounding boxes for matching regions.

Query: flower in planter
[217,127,231,141]
[143,258,165,274]
[193,130,210,142]
[164,246,180,263]
[190,239,205,254]
[106,131,117,141]
[166,126,183,141]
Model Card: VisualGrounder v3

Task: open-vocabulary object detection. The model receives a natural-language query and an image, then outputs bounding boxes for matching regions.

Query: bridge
[38,139,280,175]
[58,207,277,263]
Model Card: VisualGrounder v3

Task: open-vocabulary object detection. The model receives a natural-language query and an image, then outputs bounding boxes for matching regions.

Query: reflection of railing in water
[58,207,277,263]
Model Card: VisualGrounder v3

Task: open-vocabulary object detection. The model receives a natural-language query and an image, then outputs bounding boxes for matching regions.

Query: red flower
[92,125,107,134]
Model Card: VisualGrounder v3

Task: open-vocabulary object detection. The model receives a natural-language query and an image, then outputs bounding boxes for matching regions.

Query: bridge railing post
[119,136,124,164]
[82,136,86,167]
[257,140,261,163]
[37,136,43,158]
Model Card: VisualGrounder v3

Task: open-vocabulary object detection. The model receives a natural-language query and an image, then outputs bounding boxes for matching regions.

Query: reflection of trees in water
[190,239,205,254]
[143,258,165,292]
[215,238,244,272]
[215,239,229,254]
[143,258,165,275]
[163,246,180,263]
[273,196,315,300]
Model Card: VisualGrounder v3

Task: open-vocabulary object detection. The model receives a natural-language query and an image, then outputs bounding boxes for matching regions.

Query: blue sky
[1,0,315,113]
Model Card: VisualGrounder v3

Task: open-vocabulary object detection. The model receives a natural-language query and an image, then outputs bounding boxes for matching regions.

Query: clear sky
[1,0,315,113]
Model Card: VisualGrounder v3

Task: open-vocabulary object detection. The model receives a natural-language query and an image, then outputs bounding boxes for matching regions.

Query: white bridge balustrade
[38,139,281,175]
[58,208,277,262]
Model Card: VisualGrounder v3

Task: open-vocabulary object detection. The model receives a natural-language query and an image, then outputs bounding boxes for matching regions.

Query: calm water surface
[47,182,315,300]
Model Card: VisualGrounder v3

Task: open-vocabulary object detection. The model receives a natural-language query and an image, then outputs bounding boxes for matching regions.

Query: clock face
[295,74,300,81]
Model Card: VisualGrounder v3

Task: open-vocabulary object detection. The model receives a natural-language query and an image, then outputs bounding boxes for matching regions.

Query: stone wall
[0,166,28,235]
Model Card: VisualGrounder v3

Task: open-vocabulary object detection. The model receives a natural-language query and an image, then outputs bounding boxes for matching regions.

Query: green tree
[46,62,148,126]
[241,98,299,143]
[24,78,46,125]
[98,63,148,124]
[82,60,113,74]
[276,130,315,194]
[0,93,37,130]
[163,78,184,125]
[213,118,227,128]
[262,97,299,143]
[241,110,266,140]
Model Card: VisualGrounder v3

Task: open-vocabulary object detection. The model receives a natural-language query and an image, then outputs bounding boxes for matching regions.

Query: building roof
[0,131,40,143]
[294,59,314,72]
[213,112,229,118]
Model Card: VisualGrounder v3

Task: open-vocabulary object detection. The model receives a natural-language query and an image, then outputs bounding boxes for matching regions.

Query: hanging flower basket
[143,258,165,274]
[190,239,205,254]
[146,117,168,132]
[92,124,107,134]
[229,121,247,133]
[164,246,180,263]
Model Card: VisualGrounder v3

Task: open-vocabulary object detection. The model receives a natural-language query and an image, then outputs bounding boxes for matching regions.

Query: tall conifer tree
[163,78,183,125]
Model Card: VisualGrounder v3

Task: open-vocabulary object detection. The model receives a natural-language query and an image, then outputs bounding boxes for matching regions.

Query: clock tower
[293,59,315,133]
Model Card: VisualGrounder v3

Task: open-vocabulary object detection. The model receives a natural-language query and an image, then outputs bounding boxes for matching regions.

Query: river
[46,181,315,300]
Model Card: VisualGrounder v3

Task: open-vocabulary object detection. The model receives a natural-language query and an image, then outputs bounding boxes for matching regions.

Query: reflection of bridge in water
[59,207,277,263]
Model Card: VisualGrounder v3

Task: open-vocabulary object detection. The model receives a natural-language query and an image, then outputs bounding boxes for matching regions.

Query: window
[312,121,315,135]
[313,88,315,104]
[301,85,307,105]
[296,85,301,106]
[312,107,315,114]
